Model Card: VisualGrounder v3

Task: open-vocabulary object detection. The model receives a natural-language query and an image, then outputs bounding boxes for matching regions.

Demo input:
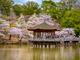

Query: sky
[13,0,61,5]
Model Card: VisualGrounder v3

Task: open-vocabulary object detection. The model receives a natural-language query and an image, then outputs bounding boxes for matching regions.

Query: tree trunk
[9,34,11,40]
[18,34,19,38]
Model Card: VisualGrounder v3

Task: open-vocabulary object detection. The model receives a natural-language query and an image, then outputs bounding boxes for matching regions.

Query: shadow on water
[0,44,80,60]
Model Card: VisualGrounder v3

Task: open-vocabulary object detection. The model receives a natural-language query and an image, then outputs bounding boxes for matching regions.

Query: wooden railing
[28,37,80,41]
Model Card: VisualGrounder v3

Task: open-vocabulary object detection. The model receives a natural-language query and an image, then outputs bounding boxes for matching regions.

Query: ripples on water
[0,44,80,60]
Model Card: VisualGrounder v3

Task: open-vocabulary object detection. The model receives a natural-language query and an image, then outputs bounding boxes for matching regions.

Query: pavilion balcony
[28,37,80,42]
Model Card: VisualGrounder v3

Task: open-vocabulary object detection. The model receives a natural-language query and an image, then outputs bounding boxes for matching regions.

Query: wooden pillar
[38,42,40,47]
[35,31,36,39]
[34,31,35,39]
[55,42,57,47]
[42,32,43,39]
[72,41,76,46]
[45,32,46,39]
[45,42,47,47]
[35,42,37,47]
[52,32,53,38]
[46,32,47,38]
[53,31,55,38]
[37,31,39,38]
[38,32,39,38]
[54,31,55,38]
[41,42,43,47]
[37,31,38,38]
[59,42,61,47]
[40,32,41,39]
[51,31,52,39]
[41,32,42,39]
[49,42,50,47]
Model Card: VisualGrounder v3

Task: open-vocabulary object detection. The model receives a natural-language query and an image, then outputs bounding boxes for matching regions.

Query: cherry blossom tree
[27,13,38,28]
[37,13,53,25]
[16,13,28,29]
[27,13,59,28]
[8,10,16,23]
[7,8,17,40]
[8,27,22,39]
[55,28,75,38]
[21,28,33,38]
[0,18,7,37]
[17,13,25,26]
[16,13,33,39]
[0,17,18,40]
[7,8,17,25]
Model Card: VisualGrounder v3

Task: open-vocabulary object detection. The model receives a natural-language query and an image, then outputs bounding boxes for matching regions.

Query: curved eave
[28,29,61,31]
[28,23,61,31]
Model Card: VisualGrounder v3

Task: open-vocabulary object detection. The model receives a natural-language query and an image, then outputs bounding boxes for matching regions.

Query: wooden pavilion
[28,22,61,47]
[28,22,60,39]
[28,22,80,47]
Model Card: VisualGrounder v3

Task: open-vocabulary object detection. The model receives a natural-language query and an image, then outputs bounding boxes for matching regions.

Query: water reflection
[0,44,80,60]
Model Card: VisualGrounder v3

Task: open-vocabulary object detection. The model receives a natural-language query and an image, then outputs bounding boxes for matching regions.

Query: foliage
[13,4,22,16]
[58,0,78,11]
[22,1,41,15]
[41,0,60,19]
[61,9,80,36]
[57,0,79,21]
[1,15,7,20]
[0,0,14,15]
[8,8,17,22]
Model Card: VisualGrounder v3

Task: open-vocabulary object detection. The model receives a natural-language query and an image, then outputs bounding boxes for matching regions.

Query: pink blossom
[27,13,55,28]
[8,27,22,35]
[0,33,5,37]
[55,28,75,37]
[0,18,6,22]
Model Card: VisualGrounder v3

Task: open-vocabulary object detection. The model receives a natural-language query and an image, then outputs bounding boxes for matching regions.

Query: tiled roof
[28,22,61,31]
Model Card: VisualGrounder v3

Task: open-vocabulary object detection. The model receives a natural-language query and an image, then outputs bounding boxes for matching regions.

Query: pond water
[0,44,80,60]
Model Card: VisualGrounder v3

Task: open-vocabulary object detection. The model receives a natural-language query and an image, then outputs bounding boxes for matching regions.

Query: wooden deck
[28,38,80,42]
[28,38,80,47]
